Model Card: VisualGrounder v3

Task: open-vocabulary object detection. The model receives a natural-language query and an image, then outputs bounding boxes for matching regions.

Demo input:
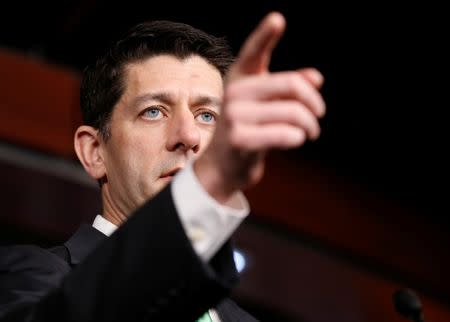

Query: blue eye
[143,107,163,120]
[197,112,216,124]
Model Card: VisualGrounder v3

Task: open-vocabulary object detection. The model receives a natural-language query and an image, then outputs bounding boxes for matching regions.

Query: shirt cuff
[171,160,250,262]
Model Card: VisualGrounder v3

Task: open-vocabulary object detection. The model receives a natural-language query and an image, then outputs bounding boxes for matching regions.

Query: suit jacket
[0,184,257,322]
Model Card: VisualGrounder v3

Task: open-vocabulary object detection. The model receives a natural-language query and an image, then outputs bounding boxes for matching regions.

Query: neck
[101,185,129,226]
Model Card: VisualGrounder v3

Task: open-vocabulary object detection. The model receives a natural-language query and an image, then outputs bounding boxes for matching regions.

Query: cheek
[107,145,137,182]
[133,132,170,175]
[111,123,168,168]
[107,134,146,175]
[199,127,215,150]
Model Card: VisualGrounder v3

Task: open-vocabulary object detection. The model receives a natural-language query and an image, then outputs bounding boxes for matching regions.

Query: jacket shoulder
[0,244,69,272]
[0,244,70,315]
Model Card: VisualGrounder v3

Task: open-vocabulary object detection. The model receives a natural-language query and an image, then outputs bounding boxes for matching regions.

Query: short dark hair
[80,20,234,140]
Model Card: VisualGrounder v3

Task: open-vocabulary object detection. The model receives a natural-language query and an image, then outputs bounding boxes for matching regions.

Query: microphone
[393,288,425,322]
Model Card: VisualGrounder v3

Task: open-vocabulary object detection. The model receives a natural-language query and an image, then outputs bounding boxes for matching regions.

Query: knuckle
[284,73,304,97]
[274,131,287,145]
[286,72,302,89]
[283,102,302,125]
[286,105,299,121]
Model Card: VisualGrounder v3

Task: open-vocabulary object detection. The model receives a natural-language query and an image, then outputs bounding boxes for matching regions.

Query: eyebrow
[131,92,222,110]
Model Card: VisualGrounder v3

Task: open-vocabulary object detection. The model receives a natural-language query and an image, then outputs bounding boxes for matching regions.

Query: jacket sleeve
[0,245,70,318]
[0,184,240,322]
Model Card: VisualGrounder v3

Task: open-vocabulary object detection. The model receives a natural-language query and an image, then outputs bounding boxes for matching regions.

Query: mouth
[160,167,183,178]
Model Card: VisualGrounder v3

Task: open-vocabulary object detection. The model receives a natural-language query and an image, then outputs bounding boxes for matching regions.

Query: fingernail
[311,69,324,87]
[297,129,306,143]
[318,104,326,118]
[312,127,321,140]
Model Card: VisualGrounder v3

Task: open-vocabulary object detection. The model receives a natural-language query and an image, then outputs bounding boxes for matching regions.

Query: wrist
[193,156,235,204]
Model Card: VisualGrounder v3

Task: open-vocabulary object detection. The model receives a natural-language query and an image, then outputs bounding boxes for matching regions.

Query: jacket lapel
[216,298,258,322]
[64,224,107,266]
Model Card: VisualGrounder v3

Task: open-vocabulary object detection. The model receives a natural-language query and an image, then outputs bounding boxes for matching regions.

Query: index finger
[231,12,286,77]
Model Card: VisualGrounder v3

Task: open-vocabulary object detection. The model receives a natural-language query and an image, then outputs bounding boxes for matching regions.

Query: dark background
[1,1,447,220]
[1,1,449,320]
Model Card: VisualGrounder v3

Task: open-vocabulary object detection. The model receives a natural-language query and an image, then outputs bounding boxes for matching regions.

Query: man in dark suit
[0,11,325,321]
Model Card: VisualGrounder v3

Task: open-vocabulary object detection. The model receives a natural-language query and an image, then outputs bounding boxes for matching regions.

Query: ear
[74,125,106,181]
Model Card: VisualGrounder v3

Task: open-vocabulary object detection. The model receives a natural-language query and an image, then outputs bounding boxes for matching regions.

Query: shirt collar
[92,214,118,236]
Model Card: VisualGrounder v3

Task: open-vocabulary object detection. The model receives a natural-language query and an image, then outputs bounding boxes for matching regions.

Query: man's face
[100,54,223,220]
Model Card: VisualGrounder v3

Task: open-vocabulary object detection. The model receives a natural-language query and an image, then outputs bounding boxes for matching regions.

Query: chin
[150,177,173,195]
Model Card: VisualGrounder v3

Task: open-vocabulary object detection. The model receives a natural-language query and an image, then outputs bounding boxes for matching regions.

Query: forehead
[122,54,224,98]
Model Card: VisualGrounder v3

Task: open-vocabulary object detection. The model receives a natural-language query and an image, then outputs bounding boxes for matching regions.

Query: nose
[165,109,200,153]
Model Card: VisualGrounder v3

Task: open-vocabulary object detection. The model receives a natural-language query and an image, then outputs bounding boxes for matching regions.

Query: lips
[160,167,183,178]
